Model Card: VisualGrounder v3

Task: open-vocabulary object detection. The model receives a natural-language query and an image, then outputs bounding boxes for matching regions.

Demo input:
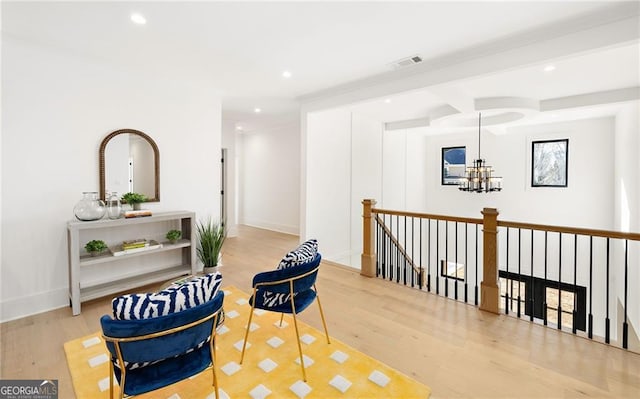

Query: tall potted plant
[196,218,226,274]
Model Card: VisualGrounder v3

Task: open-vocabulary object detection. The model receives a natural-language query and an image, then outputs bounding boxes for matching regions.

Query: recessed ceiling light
[384,99,391,104]
[236,125,243,131]
[131,13,147,25]
[543,64,556,72]
[282,70,292,78]
[254,108,261,113]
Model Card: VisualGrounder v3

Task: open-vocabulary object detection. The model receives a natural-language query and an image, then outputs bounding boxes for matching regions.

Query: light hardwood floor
[1,225,639,398]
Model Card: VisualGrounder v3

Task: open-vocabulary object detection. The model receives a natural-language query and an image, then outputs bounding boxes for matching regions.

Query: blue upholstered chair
[100,290,224,399]
[239,253,329,381]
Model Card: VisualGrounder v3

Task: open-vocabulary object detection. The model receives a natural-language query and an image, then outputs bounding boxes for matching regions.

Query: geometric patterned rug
[64,286,431,398]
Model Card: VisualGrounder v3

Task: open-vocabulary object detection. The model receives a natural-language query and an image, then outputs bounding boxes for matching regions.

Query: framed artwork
[531,139,568,187]
[442,146,466,185]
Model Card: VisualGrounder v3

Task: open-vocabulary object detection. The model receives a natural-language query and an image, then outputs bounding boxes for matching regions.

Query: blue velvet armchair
[100,290,224,399]
[239,253,329,381]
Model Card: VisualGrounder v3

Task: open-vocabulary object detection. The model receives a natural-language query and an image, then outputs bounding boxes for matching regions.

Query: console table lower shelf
[70,265,191,312]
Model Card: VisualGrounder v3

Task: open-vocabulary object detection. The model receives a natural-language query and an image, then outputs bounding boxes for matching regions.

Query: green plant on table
[85,239,108,255]
[121,192,147,210]
[166,229,182,243]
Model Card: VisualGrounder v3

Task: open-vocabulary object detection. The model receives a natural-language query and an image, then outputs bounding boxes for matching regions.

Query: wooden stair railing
[361,199,499,314]
[362,198,640,351]
[374,214,425,287]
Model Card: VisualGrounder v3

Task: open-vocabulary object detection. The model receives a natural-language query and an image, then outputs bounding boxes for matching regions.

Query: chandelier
[458,113,502,192]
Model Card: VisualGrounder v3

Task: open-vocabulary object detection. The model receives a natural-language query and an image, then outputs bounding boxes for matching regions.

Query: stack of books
[124,209,153,218]
[123,239,148,250]
[111,239,162,256]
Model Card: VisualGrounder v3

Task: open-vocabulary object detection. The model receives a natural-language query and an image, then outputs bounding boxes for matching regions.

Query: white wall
[306,109,352,262]
[238,121,300,235]
[350,113,383,267]
[499,118,614,227]
[1,37,222,322]
[382,128,430,212]
[381,130,407,210]
[391,118,616,228]
[305,109,382,266]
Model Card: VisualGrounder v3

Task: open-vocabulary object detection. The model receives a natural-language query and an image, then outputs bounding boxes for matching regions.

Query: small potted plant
[196,218,226,274]
[121,192,147,210]
[85,239,108,257]
[166,229,182,244]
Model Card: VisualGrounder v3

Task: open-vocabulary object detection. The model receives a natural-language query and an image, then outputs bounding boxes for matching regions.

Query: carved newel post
[361,199,376,277]
[480,208,500,314]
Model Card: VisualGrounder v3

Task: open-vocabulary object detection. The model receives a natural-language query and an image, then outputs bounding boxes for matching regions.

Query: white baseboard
[323,250,360,269]
[226,224,239,238]
[0,287,68,323]
[322,258,360,271]
[241,219,299,235]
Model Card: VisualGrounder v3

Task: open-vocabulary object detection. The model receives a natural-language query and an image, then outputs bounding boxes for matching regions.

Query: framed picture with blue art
[442,146,466,185]
[532,139,568,187]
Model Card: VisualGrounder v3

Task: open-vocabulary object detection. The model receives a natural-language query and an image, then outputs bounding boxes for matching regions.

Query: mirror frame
[99,128,160,202]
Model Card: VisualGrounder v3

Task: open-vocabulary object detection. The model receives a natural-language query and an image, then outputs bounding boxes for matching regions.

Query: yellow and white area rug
[64,286,431,398]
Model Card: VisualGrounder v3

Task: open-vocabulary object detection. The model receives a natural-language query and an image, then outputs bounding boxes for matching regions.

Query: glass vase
[73,192,106,221]
[106,191,122,219]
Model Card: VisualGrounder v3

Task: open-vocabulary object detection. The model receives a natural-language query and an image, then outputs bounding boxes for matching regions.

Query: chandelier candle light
[458,113,502,192]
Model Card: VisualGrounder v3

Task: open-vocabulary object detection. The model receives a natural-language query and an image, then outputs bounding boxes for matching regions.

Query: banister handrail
[372,206,640,241]
[498,220,640,241]
[372,207,483,225]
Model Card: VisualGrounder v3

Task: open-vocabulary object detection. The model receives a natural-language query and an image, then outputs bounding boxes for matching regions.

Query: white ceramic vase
[202,255,222,274]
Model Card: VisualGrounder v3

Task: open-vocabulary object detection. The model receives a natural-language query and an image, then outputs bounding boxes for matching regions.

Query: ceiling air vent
[390,55,423,69]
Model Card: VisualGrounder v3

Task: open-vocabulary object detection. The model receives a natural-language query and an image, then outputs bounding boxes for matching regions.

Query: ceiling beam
[541,86,640,111]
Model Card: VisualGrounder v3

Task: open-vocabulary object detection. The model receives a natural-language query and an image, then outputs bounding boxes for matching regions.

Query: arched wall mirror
[99,129,160,202]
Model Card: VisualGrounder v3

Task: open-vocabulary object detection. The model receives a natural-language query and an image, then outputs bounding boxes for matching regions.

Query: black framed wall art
[442,146,466,185]
[531,138,568,187]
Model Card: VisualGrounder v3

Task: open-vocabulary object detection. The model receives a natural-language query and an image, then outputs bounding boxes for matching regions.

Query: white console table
[67,211,196,315]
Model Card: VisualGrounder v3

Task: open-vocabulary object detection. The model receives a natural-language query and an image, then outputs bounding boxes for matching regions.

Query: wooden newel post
[361,199,377,277]
[480,207,500,314]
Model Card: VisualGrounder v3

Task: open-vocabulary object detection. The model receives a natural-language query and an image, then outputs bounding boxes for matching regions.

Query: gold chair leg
[109,360,114,399]
[240,289,257,364]
[212,313,219,367]
[212,362,220,399]
[117,356,127,399]
[209,312,220,398]
[119,369,126,399]
[291,310,307,382]
[288,280,307,381]
[314,285,331,344]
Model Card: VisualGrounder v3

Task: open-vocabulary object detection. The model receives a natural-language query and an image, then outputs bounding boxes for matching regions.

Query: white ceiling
[350,42,640,125]
[2,1,639,132]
